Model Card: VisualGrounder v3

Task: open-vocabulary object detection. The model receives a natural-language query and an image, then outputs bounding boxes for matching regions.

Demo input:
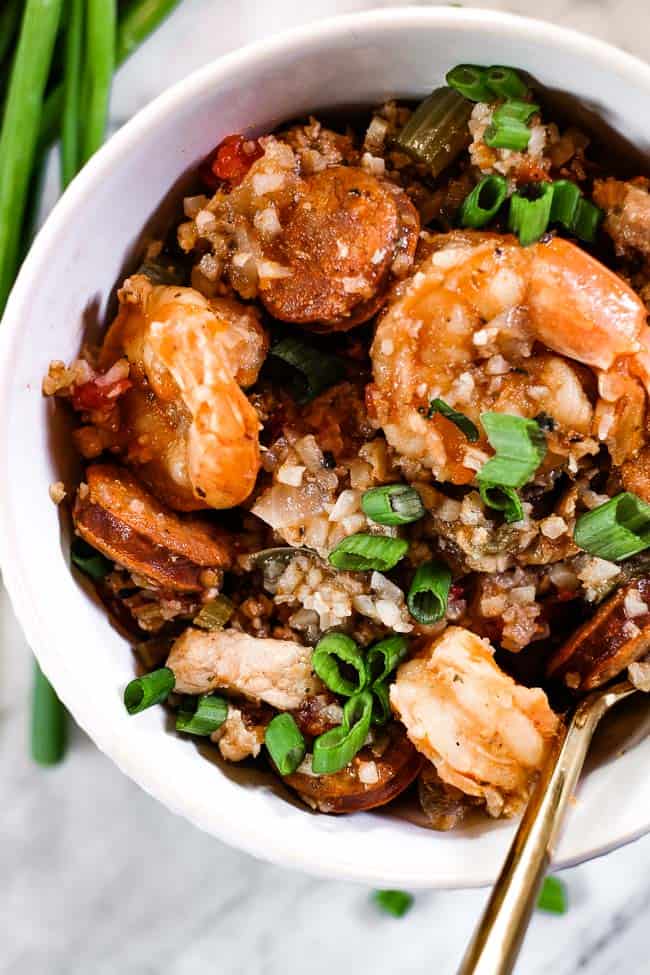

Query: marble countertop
[3,2,650,972]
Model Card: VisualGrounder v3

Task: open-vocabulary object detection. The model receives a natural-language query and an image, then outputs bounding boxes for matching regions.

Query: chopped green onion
[367,635,409,684]
[371,680,392,726]
[548,180,602,242]
[312,632,368,697]
[124,667,175,715]
[265,713,306,776]
[537,876,567,915]
[176,693,228,736]
[477,413,546,521]
[361,484,425,526]
[192,595,234,631]
[407,560,452,625]
[574,492,650,561]
[479,482,524,523]
[492,99,539,125]
[269,336,346,404]
[312,691,373,774]
[71,537,112,580]
[478,412,547,485]
[572,198,602,243]
[395,86,473,179]
[445,64,492,102]
[485,66,528,100]
[508,183,554,246]
[458,174,508,229]
[485,117,532,152]
[329,534,409,573]
[428,398,479,442]
[549,179,581,228]
[373,889,414,918]
[31,661,68,766]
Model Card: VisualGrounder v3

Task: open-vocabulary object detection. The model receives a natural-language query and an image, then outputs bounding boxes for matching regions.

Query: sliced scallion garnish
[549,179,581,228]
[193,594,234,631]
[458,174,508,229]
[71,537,112,580]
[574,492,650,561]
[485,66,528,100]
[476,413,546,522]
[394,86,473,179]
[484,100,538,152]
[312,632,368,697]
[407,560,452,625]
[367,635,409,685]
[508,182,554,246]
[445,64,492,102]
[175,693,228,736]
[269,336,346,404]
[428,397,479,442]
[124,667,175,715]
[311,690,373,774]
[572,198,602,243]
[371,680,392,726]
[537,876,567,915]
[479,482,524,524]
[493,99,539,125]
[361,484,425,526]
[373,889,414,918]
[265,712,306,776]
[328,534,409,573]
[549,180,602,243]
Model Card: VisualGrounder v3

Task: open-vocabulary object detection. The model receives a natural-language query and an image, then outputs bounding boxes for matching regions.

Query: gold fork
[457,678,638,975]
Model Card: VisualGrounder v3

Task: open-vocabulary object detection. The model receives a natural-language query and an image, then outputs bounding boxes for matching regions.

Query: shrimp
[390,626,560,816]
[369,231,649,483]
[96,275,268,510]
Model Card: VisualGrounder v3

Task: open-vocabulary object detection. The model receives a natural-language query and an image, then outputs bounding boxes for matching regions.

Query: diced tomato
[450,583,465,600]
[72,377,131,412]
[199,134,263,189]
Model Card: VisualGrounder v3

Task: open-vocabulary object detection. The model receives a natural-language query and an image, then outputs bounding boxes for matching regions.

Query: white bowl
[3,6,650,889]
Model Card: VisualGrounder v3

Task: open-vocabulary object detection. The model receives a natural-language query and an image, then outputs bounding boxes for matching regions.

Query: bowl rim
[3,5,650,888]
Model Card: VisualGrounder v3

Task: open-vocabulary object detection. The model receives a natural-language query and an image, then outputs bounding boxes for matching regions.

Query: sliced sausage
[166,628,323,708]
[73,463,231,591]
[547,577,650,690]
[283,722,424,814]
[260,166,419,330]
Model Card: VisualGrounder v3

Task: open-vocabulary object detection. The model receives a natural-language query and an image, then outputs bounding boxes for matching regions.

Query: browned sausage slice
[73,463,232,591]
[260,166,419,330]
[546,577,650,690]
[283,722,424,813]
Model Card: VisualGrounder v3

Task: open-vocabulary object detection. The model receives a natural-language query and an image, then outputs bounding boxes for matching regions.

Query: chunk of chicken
[211,703,269,762]
[166,628,323,709]
[390,626,560,816]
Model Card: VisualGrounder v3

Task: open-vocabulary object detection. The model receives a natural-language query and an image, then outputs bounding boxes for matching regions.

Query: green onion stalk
[0,0,183,764]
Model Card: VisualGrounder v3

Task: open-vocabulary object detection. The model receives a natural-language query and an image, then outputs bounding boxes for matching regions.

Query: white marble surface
[4,2,650,972]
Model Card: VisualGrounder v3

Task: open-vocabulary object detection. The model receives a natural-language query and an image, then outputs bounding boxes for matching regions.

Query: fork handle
[457,694,608,975]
